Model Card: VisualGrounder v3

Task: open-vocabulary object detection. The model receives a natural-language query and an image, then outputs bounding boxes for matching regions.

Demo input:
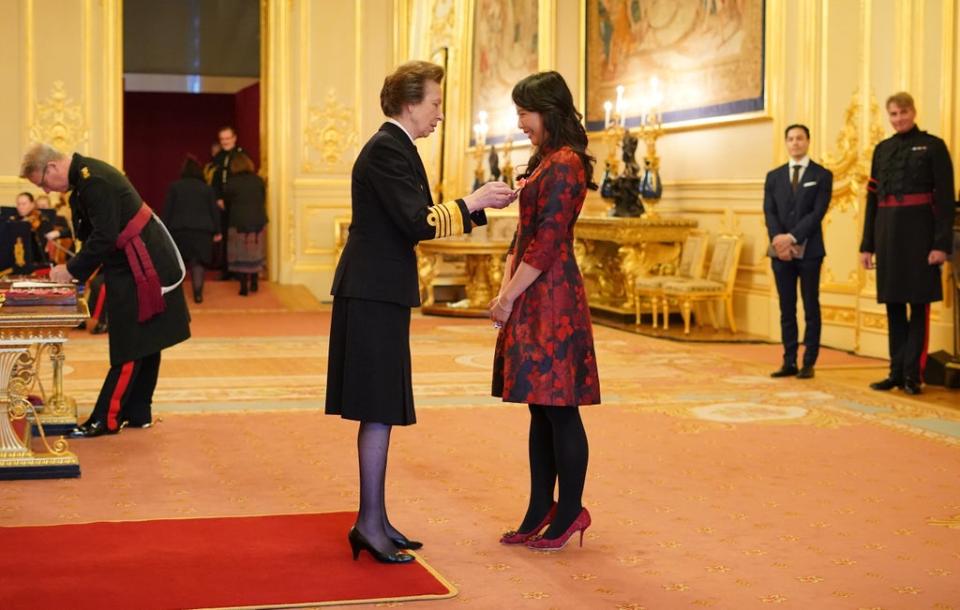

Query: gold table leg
[0,346,79,480]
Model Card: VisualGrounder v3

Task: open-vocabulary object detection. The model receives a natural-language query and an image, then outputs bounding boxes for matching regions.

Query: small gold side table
[0,300,88,480]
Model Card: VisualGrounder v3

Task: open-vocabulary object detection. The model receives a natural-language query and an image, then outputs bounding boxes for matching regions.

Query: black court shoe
[348,528,414,564]
[68,420,118,438]
[390,534,423,550]
[796,366,815,379]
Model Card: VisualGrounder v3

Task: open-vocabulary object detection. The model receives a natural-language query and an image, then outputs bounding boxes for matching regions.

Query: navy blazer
[763,160,833,259]
[332,122,487,307]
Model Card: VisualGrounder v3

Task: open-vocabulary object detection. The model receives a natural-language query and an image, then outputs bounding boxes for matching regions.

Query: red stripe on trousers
[107,361,136,430]
[919,304,930,383]
[92,283,107,321]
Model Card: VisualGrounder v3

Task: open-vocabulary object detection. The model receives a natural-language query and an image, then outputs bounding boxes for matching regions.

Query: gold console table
[574,216,698,316]
[0,300,88,479]
[418,240,510,317]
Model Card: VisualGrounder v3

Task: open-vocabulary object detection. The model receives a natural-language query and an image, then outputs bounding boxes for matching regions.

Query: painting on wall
[471,0,539,144]
[585,0,765,130]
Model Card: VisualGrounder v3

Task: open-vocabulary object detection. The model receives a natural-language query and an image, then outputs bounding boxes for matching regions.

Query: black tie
[791,165,801,192]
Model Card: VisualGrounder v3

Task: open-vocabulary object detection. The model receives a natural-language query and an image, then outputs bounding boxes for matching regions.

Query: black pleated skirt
[171,229,214,266]
[325,296,416,425]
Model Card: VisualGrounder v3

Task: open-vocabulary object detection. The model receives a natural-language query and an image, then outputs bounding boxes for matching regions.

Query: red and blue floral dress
[492,146,601,407]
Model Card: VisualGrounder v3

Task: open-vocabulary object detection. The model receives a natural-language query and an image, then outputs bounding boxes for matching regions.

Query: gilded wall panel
[301,90,358,174]
[0,1,24,186]
[266,0,395,296]
[0,0,120,202]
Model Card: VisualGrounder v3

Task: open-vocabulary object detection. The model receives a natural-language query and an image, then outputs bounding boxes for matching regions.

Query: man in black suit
[764,124,833,379]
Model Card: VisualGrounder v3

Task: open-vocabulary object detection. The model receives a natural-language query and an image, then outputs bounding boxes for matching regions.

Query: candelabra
[501,135,514,188]
[638,104,664,217]
[473,111,489,190]
[599,86,628,202]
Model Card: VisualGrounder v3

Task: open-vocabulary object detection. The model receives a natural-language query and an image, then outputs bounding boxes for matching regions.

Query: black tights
[354,422,408,553]
[190,262,205,294]
[518,404,589,539]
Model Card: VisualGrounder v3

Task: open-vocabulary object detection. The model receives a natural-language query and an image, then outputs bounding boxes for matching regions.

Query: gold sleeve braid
[425,200,465,238]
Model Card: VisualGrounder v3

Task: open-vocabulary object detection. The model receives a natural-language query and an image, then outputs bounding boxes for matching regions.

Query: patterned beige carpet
[7,280,959,609]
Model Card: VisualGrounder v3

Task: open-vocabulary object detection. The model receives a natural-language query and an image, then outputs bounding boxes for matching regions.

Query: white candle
[615,85,624,116]
[603,101,612,128]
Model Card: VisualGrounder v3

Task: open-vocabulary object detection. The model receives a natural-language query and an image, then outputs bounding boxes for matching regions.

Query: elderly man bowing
[20,143,191,437]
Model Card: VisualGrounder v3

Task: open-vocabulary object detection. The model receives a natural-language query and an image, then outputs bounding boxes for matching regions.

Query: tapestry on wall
[471,0,539,144]
[585,0,765,130]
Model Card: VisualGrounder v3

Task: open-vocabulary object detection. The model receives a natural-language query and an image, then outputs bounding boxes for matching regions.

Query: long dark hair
[511,71,597,189]
[180,155,204,180]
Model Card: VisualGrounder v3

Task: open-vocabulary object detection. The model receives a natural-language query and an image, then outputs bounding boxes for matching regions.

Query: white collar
[386,118,416,144]
[790,156,810,169]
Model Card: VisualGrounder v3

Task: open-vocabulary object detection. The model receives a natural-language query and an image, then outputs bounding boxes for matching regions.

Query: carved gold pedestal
[575,216,697,316]
[418,241,510,317]
[0,301,88,480]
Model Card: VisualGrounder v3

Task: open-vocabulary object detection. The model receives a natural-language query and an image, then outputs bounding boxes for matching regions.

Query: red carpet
[1,512,455,610]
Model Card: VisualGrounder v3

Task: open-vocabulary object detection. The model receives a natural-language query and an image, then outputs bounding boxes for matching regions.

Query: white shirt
[789,155,810,184]
[386,118,415,145]
[786,155,811,244]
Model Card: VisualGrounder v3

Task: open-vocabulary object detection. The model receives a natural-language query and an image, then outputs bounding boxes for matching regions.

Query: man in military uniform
[860,92,956,395]
[211,126,245,279]
[20,143,191,437]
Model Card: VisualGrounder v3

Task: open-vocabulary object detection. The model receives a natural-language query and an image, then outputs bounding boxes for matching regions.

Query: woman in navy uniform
[21,143,191,437]
[860,92,955,395]
[325,60,516,563]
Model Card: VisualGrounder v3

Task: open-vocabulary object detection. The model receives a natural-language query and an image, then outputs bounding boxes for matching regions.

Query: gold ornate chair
[660,234,743,334]
[633,231,708,327]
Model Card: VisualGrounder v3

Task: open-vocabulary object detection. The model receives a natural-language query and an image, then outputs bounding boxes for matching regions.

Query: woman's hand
[463,181,518,212]
[860,251,874,270]
[489,295,513,327]
[213,233,223,243]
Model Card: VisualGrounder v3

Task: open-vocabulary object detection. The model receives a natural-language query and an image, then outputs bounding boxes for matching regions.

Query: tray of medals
[0,279,78,307]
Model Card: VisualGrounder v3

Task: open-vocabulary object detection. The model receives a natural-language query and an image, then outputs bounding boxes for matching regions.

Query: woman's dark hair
[380,61,445,117]
[180,155,204,180]
[512,71,596,189]
[229,151,256,175]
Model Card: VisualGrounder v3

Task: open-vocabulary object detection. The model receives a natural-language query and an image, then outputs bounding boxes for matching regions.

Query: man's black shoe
[902,379,922,395]
[869,377,903,391]
[121,419,154,429]
[796,366,815,379]
[92,321,108,335]
[770,365,799,378]
[68,421,118,438]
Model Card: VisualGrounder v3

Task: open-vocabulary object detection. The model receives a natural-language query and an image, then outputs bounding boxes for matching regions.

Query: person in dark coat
[860,91,956,395]
[162,156,221,303]
[490,71,600,552]
[21,143,191,437]
[211,126,245,279]
[223,152,267,296]
[325,60,516,564]
[764,124,833,379]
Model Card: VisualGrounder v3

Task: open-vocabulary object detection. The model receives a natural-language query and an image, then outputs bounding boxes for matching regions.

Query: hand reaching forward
[463,181,518,212]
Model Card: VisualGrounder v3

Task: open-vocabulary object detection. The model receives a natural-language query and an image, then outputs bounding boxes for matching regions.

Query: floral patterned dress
[492,146,601,406]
